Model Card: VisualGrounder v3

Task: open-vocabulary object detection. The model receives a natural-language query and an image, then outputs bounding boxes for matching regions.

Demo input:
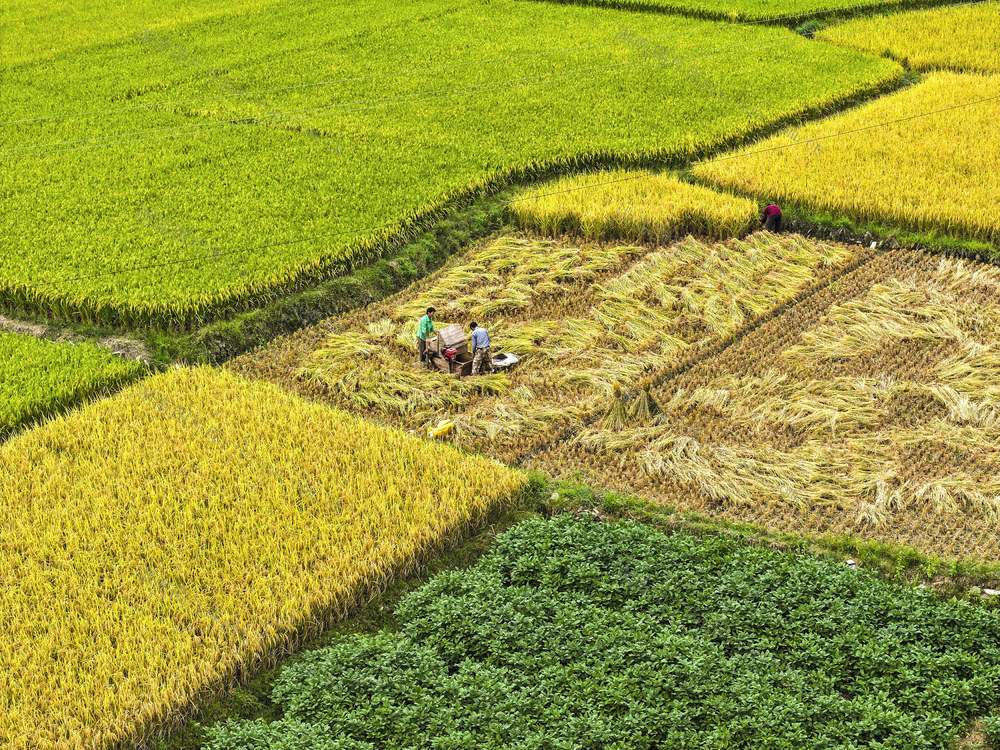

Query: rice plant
[693,73,1000,245]
[237,231,862,463]
[0,331,146,438]
[512,171,758,243]
[818,3,1000,74]
[0,366,524,749]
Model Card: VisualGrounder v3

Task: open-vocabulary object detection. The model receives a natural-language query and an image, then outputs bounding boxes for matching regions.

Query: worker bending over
[761,204,782,233]
[417,307,435,364]
[469,322,492,375]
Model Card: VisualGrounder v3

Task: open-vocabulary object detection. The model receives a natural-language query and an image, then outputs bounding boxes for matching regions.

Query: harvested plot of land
[1,0,901,326]
[207,516,1000,749]
[512,170,758,241]
[232,231,867,463]
[692,72,1000,245]
[532,250,1000,561]
[817,2,1000,73]
[0,367,523,749]
[0,331,145,439]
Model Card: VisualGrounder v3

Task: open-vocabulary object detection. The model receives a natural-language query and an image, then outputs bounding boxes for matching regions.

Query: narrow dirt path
[0,314,47,337]
[0,314,152,364]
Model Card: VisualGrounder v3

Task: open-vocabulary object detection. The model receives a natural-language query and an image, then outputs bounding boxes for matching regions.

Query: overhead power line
[22,89,999,293]
[3,0,990,161]
[0,0,963,128]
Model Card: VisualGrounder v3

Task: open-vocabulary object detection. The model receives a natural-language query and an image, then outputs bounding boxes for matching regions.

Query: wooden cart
[425,324,474,377]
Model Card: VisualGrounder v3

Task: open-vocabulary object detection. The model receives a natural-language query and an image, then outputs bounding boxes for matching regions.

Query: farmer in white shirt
[469,322,492,376]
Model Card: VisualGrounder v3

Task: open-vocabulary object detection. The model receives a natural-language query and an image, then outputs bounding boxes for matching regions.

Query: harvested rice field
[231,232,869,463]
[530,249,1000,561]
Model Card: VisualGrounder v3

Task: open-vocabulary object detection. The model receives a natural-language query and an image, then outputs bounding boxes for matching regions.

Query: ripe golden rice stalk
[817,3,1000,74]
[300,334,510,417]
[629,385,662,425]
[365,318,396,339]
[600,384,629,431]
[693,73,1000,244]
[512,170,758,242]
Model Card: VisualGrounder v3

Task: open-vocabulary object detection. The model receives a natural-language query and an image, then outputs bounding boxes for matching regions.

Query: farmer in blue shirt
[469,322,492,376]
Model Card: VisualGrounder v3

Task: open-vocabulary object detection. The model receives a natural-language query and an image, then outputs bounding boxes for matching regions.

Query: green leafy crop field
[2,0,900,327]
[0,331,145,438]
[206,515,1000,749]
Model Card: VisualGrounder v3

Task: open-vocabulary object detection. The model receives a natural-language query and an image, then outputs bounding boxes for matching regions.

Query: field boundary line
[0,367,147,445]
[522,0,984,26]
[645,244,885,392]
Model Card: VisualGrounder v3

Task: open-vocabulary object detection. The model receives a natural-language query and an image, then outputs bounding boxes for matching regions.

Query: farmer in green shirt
[417,307,436,364]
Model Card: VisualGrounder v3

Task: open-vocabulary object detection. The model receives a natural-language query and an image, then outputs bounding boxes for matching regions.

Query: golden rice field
[510,171,758,242]
[530,249,1000,561]
[0,367,523,749]
[818,2,1000,74]
[231,232,867,463]
[692,72,1000,244]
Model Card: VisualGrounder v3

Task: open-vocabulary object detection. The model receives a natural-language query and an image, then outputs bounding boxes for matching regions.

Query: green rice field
[2,0,899,326]
[0,331,145,437]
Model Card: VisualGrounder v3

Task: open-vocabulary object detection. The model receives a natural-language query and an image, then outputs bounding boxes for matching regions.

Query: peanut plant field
[1,0,901,326]
[0,366,523,750]
[204,516,1000,749]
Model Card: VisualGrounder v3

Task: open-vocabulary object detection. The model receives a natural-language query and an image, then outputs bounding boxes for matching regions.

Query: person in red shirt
[762,204,782,232]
